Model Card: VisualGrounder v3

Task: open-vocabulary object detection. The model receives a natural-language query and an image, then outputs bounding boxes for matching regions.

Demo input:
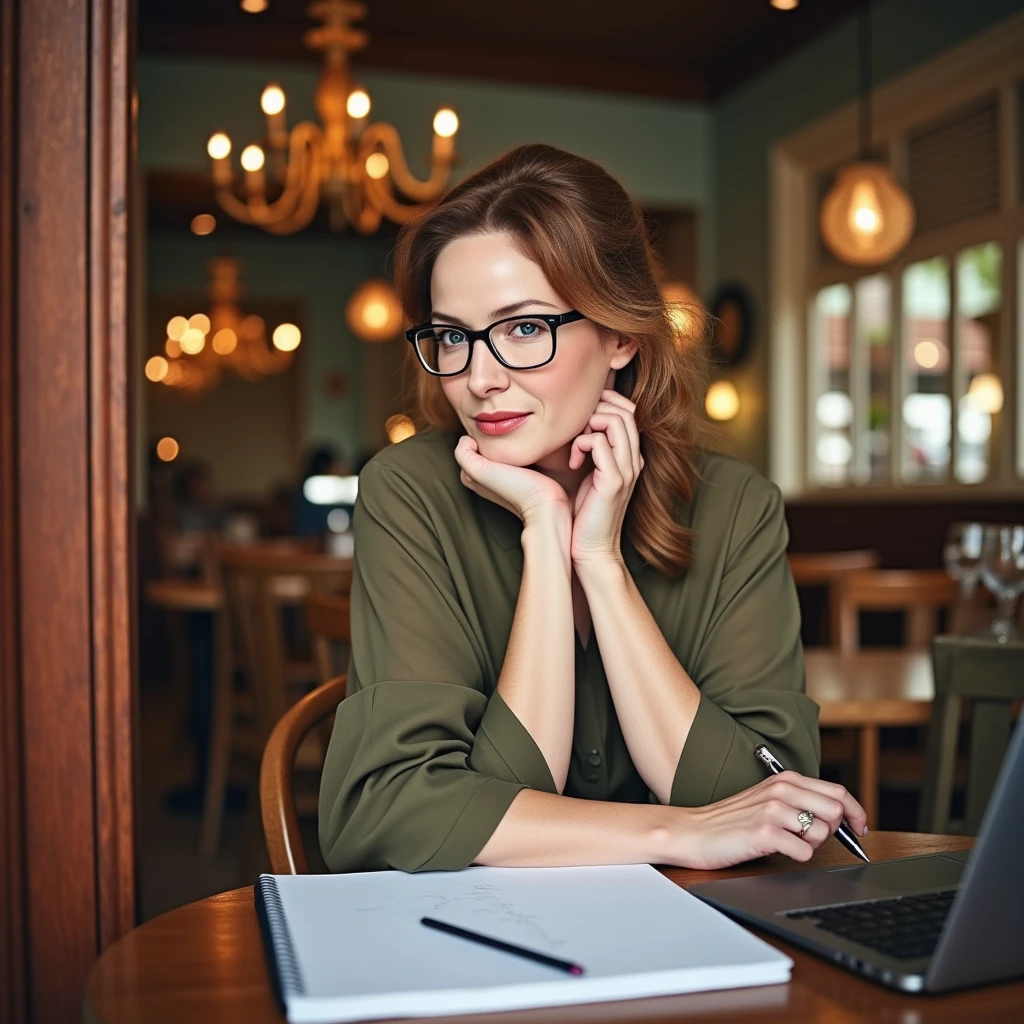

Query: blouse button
[587,749,602,767]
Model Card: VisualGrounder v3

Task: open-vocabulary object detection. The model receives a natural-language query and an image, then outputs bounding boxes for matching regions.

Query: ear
[608,334,639,370]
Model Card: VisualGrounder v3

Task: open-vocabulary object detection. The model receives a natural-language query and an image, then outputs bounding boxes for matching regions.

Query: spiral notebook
[255,864,792,1023]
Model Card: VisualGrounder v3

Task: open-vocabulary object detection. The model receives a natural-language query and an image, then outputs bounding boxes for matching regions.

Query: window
[774,26,1024,493]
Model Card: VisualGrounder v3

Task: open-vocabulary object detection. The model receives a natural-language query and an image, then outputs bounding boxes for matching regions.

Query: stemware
[980,524,1024,639]
[943,521,984,598]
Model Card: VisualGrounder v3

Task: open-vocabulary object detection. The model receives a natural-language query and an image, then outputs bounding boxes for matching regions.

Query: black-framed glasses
[406,310,586,377]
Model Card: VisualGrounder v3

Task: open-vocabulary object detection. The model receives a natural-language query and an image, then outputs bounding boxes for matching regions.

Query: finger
[571,433,623,489]
[599,389,636,415]
[771,772,868,837]
[595,396,642,474]
[587,411,635,480]
[764,780,846,832]
[759,825,815,864]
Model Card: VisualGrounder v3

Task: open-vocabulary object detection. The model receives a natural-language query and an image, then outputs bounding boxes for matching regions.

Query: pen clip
[754,744,785,774]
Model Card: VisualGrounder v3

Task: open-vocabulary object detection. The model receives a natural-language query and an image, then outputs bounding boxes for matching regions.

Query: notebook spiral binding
[257,876,306,997]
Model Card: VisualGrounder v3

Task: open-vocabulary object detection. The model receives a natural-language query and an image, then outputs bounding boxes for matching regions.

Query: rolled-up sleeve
[318,461,552,873]
[669,476,820,807]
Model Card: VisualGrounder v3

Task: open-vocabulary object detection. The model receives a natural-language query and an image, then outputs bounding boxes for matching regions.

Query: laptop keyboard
[785,889,957,961]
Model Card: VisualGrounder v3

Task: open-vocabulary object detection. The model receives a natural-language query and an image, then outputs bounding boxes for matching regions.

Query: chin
[474,432,543,468]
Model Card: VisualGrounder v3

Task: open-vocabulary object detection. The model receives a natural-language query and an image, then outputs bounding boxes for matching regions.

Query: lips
[472,411,532,436]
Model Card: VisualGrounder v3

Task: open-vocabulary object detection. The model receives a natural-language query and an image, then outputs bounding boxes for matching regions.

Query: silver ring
[797,810,814,835]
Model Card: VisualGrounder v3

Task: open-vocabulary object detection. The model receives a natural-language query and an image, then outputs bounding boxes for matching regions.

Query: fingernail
[861,826,869,836]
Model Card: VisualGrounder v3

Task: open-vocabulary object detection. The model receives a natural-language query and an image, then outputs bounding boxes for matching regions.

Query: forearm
[578,560,701,804]
[474,788,673,866]
[496,514,575,791]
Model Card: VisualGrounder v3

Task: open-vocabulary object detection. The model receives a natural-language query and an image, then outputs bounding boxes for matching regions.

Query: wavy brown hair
[392,144,708,576]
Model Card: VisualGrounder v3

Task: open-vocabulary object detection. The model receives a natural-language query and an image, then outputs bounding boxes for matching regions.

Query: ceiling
[138,0,861,101]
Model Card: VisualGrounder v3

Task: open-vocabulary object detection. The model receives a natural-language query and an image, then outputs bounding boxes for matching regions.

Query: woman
[320,144,866,873]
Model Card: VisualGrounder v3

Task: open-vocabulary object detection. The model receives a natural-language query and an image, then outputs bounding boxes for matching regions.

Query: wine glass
[980,525,1024,639]
[943,521,984,597]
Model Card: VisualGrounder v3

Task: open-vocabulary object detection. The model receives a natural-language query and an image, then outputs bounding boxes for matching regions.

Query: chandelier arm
[260,146,326,234]
[363,172,426,224]
[337,173,384,234]
[358,121,453,203]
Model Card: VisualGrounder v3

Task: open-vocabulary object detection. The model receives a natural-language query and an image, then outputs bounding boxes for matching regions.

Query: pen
[754,744,870,863]
[420,917,585,976]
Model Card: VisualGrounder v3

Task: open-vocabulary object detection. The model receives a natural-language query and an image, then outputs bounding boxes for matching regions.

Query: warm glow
[346,89,371,119]
[240,145,265,172]
[156,437,179,462]
[660,282,702,346]
[261,84,286,116]
[771,0,799,9]
[145,356,169,382]
[849,181,883,237]
[188,313,211,336]
[212,328,238,354]
[914,339,940,369]
[705,380,740,421]
[165,338,182,358]
[385,414,416,444]
[346,278,403,342]
[433,108,459,138]
[272,323,302,352]
[240,0,268,11]
[166,315,188,341]
[967,373,1004,415]
[207,132,231,160]
[180,328,206,355]
[190,213,216,236]
[163,361,184,385]
[365,152,389,180]
[240,315,264,340]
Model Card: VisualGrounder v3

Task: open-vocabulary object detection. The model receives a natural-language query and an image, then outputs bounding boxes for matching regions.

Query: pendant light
[819,1,914,266]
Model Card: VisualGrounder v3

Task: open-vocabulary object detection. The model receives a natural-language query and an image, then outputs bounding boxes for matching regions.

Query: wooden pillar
[0,2,136,1021]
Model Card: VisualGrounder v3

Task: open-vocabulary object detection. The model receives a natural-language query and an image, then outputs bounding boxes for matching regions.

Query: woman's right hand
[454,435,571,525]
[665,772,868,870]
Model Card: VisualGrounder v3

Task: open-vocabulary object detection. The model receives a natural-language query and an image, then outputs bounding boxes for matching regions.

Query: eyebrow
[430,299,558,325]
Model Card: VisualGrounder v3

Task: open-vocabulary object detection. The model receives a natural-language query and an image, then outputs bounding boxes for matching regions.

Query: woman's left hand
[569,390,644,568]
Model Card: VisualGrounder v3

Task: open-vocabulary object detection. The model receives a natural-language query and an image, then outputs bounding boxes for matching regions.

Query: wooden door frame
[0,2,136,1021]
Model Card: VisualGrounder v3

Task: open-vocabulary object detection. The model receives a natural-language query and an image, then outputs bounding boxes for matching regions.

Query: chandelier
[145,258,300,394]
[205,0,460,235]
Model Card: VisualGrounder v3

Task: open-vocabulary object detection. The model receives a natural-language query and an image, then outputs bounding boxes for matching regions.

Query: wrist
[573,554,629,589]
[521,510,572,563]
[646,804,702,867]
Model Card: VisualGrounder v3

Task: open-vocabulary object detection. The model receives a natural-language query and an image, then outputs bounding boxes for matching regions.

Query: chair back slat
[919,636,1024,836]
[787,550,880,647]
[261,675,348,874]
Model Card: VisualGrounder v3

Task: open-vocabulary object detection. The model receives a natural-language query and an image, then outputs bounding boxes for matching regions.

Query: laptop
[690,723,1024,993]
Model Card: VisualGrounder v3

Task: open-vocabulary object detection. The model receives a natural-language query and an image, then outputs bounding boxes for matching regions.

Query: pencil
[420,917,585,976]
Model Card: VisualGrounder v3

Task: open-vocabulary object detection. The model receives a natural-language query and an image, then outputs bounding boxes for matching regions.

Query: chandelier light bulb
[240,145,265,172]
[365,152,389,180]
[346,89,371,119]
[240,0,269,12]
[819,162,914,266]
[212,328,238,355]
[188,313,211,336]
[179,328,206,355]
[165,338,182,358]
[433,108,459,138]
[705,380,740,422]
[190,213,216,236]
[770,0,799,10]
[207,132,232,160]
[166,315,189,341]
[272,323,302,352]
[156,437,180,462]
[260,84,286,116]
[145,356,169,382]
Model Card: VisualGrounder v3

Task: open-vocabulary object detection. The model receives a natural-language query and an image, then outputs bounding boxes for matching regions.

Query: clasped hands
[454,389,642,568]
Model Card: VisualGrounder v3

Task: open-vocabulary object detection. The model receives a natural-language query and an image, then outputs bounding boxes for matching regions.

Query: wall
[710,0,1023,473]
[139,58,712,490]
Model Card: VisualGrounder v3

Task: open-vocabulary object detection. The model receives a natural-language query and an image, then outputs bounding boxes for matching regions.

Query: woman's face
[432,232,636,469]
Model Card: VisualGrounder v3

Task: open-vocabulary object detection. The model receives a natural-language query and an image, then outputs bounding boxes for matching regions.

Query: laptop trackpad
[826,854,965,894]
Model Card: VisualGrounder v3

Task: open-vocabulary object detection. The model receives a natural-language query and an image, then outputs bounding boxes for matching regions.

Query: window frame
[770,13,1024,499]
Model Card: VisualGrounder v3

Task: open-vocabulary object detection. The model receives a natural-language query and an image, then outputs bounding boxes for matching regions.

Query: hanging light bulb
[819,2,914,267]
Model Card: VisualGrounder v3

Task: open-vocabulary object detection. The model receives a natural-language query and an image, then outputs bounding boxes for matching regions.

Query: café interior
[2,0,1024,1020]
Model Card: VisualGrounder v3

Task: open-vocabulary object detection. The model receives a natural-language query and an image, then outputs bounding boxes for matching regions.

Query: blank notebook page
[257,863,792,1023]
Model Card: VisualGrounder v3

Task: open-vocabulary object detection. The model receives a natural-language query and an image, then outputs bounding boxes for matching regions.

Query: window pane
[902,258,950,482]
[855,275,892,483]
[955,242,1002,484]
[812,284,853,485]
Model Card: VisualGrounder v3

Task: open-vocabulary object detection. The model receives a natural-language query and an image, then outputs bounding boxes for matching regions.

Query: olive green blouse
[319,429,820,873]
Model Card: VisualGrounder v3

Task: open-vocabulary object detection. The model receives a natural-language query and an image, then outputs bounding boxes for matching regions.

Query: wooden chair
[307,590,352,687]
[787,549,880,647]
[261,675,348,874]
[199,547,353,858]
[835,569,958,654]
[919,636,1024,836]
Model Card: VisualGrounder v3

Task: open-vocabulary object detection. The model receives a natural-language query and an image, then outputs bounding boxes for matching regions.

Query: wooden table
[85,832,1024,1023]
[805,650,933,830]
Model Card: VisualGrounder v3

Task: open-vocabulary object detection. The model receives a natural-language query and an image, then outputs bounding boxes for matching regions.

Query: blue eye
[439,329,467,347]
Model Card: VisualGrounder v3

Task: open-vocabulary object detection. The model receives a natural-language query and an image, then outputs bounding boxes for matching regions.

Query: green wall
[711,0,1023,472]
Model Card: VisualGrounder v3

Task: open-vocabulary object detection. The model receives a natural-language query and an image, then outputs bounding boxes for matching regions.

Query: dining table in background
[84,831,1024,1024]
[805,649,933,830]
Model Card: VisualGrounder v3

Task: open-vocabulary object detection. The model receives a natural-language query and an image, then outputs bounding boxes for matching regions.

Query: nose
[465,336,509,397]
